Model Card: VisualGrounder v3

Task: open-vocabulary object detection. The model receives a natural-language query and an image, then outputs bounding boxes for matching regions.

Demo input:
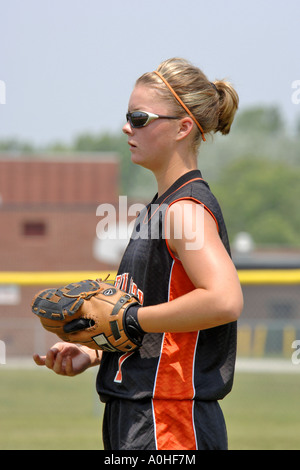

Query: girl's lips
[128,141,137,148]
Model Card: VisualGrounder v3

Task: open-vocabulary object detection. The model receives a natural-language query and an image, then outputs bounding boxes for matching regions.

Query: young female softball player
[34,58,243,450]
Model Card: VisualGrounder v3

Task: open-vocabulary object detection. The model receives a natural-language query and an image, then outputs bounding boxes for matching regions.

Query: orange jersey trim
[152,399,197,450]
[143,178,205,224]
[152,259,199,449]
[164,196,219,260]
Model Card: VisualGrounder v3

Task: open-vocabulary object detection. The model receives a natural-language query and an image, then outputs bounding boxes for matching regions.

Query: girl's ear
[176,117,194,141]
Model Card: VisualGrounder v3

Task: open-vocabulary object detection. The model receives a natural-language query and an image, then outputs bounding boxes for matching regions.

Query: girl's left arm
[137,200,243,333]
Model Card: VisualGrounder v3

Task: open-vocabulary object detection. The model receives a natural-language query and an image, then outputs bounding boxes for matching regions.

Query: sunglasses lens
[127,112,149,128]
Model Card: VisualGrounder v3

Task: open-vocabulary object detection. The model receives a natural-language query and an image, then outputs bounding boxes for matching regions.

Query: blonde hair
[136,58,239,149]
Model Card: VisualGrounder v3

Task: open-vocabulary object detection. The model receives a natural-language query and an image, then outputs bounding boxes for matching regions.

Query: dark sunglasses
[126,110,179,128]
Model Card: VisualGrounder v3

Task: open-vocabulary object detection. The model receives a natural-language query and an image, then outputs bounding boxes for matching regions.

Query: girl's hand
[33,342,101,377]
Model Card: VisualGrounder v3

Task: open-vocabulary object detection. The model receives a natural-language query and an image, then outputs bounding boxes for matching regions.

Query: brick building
[0,153,122,358]
[0,153,120,271]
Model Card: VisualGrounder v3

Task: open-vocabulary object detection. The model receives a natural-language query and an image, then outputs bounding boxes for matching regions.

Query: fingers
[33,353,46,366]
[50,350,63,373]
[42,348,58,370]
[33,343,89,377]
[33,348,71,376]
[33,349,59,367]
[64,355,75,376]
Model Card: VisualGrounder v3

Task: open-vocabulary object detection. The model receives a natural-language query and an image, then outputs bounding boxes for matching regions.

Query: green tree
[233,106,284,135]
[0,138,35,152]
[212,156,300,246]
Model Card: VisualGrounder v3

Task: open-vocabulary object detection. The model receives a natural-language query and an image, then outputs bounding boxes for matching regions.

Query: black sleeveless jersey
[96,170,237,403]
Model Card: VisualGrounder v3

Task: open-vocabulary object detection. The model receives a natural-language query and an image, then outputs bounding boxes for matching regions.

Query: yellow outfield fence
[0,269,299,359]
[0,271,118,286]
[0,269,299,285]
[237,269,300,285]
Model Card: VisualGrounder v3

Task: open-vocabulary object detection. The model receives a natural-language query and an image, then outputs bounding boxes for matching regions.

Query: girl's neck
[154,153,198,197]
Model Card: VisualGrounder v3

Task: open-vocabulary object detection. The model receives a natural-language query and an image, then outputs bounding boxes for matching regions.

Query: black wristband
[124,304,145,346]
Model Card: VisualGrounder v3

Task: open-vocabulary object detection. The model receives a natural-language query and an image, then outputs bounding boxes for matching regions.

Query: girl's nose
[122,121,133,135]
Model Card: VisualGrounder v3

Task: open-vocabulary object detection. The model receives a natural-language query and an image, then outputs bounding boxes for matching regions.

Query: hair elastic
[154,70,206,142]
[210,81,218,92]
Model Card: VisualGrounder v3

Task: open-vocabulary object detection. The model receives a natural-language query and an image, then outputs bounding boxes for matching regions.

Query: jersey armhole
[164,197,219,260]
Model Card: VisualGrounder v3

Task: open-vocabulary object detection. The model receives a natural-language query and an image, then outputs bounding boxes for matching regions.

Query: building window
[23,222,46,237]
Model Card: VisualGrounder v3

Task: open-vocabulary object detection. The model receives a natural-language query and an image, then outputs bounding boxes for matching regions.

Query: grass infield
[0,366,299,450]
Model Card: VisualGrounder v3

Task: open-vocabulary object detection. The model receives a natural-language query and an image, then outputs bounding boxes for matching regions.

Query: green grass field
[222,371,300,450]
[0,365,299,450]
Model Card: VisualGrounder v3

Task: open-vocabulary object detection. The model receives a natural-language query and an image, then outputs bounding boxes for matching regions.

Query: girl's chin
[131,153,145,165]
[130,150,161,172]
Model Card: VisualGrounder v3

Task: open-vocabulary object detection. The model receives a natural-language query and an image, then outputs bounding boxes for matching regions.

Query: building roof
[0,153,119,206]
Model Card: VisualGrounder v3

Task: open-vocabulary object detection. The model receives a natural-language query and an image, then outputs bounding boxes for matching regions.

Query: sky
[1,0,300,146]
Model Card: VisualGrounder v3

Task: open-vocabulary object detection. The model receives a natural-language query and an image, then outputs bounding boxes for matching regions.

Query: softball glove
[31,279,143,352]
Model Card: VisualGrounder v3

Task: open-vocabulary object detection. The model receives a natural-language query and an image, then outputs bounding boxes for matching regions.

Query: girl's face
[122,85,180,172]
